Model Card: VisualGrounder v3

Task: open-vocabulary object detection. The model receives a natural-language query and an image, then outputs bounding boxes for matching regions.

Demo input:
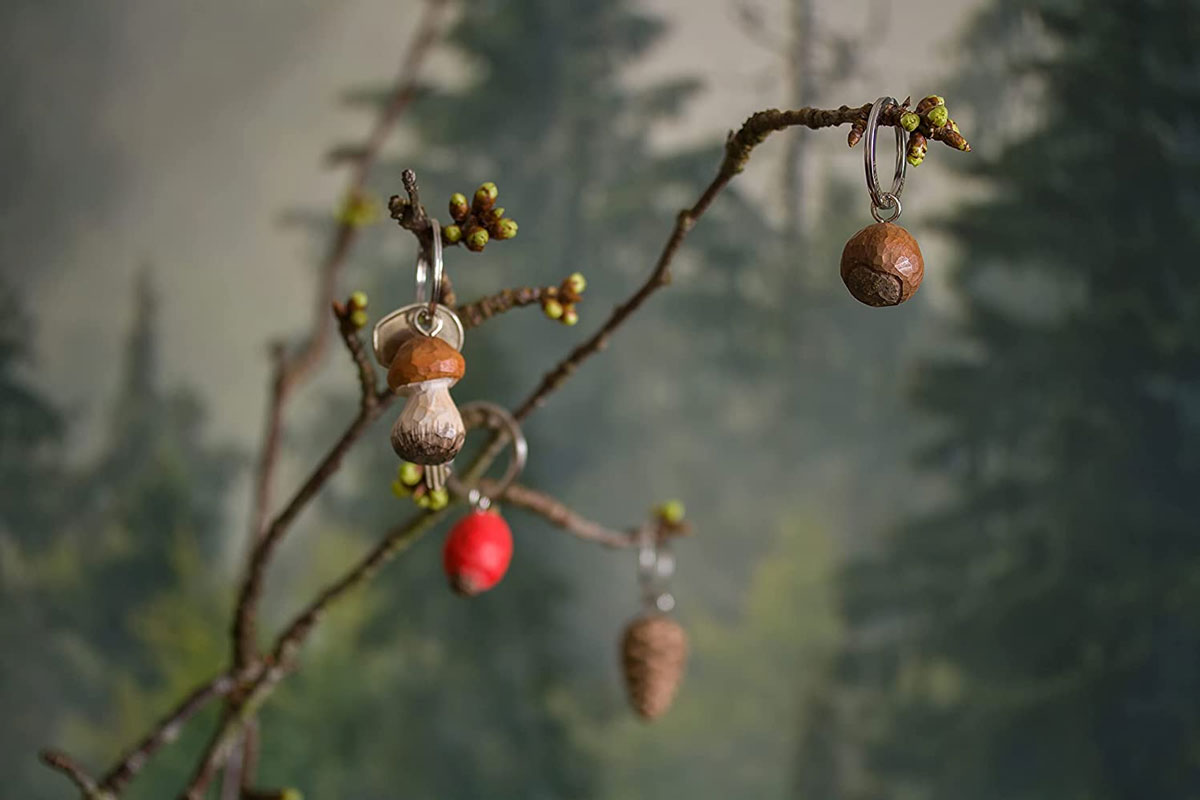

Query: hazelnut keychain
[840,96,925,307]
[373,220,467,487]
[443,402,528,596]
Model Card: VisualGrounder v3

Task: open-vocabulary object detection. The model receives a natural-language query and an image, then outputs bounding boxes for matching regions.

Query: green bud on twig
[565,272,587,294]
[907,131,928,167]
[449,193,469,222]
[349,291,368,310]
[493,218,519,240]
[562,306,579,326]
[390,479,410,498]
[542,298,564,320]
[465,226,490,252]
[657,500,686,525]
[349,309,368,329]
[443,224,463,245]
[915,95,945,114]
[473,181,498,212]
[900,112,920,132]
[428,488,449,510]
[926,105,949,128]
[398,462,422,487]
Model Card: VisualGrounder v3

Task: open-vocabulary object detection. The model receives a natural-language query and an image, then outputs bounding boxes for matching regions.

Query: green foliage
[837,1,1200,797]
[0,273,236,798]
[587,518,839,800]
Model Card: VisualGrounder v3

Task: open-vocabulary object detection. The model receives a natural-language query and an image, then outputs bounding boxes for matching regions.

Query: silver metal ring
[864,96,907,216]
[414,219,443,320]
[410,306,445,338]
[870,192,903,223]
[638,529,676,612]
[446,402,528,508]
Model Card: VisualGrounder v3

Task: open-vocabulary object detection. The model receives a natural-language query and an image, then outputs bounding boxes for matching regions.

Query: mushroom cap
[387,334,465,391]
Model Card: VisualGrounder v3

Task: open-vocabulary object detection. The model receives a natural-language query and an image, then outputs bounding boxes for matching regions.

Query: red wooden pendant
[442,509,513,595]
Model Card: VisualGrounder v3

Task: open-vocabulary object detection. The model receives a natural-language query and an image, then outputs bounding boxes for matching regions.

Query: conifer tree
[838,1,1200,797]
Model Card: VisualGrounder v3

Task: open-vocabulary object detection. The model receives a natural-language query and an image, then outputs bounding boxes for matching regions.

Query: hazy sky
[4,0,981,453]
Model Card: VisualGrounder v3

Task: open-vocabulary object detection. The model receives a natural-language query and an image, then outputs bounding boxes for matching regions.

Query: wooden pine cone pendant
[620,613,688,721]
[839,222,924,307]
[387,334,467,464]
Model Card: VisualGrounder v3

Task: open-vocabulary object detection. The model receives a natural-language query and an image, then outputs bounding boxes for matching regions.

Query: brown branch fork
[39,65,969,798]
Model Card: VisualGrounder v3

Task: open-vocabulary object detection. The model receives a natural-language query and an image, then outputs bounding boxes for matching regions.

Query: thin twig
[98,673,237,794]
[490,481,641,548]
[232,380,395,667]
[459,287,550,330]
[239,0,447,667]
[39,751,106,799]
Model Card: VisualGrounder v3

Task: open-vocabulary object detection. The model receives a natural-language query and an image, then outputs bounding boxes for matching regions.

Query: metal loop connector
[864,96,907,220]
[446,402,528,510]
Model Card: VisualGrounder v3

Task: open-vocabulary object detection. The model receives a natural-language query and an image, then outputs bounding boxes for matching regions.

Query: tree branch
[491,481,643,548]
[41,96,968,798]
[231,382,395,668]
[39,751,107,800]
[98,672,238,794]
[240,0,447,666]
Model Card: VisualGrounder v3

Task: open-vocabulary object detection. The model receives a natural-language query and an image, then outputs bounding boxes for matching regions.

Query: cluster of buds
[443,182,519,252]
[332,290,370,330]
[391,461,450,510]
[899,95,969,166]
[541,272,587,326]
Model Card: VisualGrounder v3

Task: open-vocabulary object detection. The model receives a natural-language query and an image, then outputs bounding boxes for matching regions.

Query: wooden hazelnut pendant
[387,334,466,464]
[621,613,688,721]
[840,222,924,307]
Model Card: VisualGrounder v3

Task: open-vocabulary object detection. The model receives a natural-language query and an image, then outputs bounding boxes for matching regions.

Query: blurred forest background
[3,0,1199,798]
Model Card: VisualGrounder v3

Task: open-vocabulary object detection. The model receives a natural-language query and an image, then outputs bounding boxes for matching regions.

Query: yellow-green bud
[443,224,463,244]
[349,309,369,329]
[449,193,469,222]
[562,307,579,326]
[473,181,498,211]
[565,272,587,294]
[658,500,685,525]
[281,790,303,800]
[926,105,949,128]
[543,298,564,319]
[428,488,449,510]
[900,112,920,132]
[915,95,945,114]
[398,462,422,487]
[416,493,432,509]
[390,479,410,498]
[493,218,518,240]
[465,227,489,252]
[349,290,368,310]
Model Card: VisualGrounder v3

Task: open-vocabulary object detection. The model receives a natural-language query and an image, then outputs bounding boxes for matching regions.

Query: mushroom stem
[391,377,465,464]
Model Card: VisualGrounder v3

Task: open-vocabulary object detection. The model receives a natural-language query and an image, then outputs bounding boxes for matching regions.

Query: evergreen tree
[838,2,1200,797]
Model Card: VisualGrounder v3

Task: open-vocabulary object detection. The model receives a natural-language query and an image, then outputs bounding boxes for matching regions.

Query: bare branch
[232,388,395,666]
[491,481,643,548]
[239,0,448,666]
[99,673,237,794]
[40,750,107,799]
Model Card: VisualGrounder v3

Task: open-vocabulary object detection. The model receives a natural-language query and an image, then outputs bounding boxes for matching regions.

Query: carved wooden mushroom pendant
[621,613,688,721]
[840,222,924,307]
[387,334,466,464]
